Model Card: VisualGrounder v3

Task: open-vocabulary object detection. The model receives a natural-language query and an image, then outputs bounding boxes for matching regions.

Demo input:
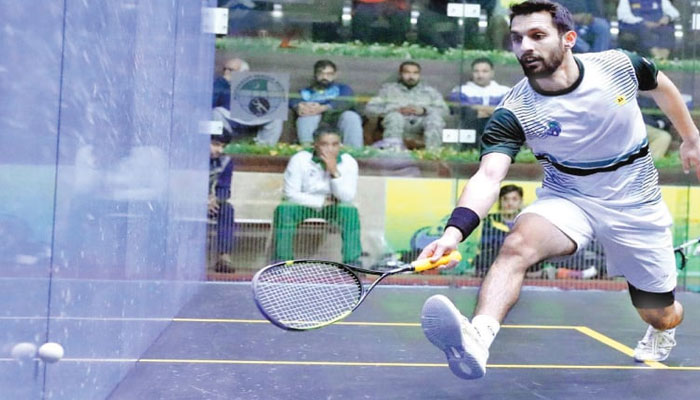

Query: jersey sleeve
[620,49,659,91]
[480,108,526,161]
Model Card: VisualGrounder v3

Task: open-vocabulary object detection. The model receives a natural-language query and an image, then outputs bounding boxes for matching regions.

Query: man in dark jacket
[289,60,363,147]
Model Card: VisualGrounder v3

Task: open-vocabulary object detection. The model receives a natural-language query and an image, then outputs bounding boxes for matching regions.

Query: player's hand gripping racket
[252,250,462,331]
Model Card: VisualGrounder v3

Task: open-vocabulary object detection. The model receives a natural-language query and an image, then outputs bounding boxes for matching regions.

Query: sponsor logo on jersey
[544,120,562,137]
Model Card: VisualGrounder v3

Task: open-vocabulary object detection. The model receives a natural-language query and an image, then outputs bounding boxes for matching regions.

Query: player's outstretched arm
[650,72,700,180]
[419,152,512,265]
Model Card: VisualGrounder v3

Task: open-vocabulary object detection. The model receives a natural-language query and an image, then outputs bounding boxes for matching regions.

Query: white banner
[228,72,289,125]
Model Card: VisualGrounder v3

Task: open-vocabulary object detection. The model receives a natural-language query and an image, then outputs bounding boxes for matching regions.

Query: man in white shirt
[448,58,511,144]
[419,0,700,380]
[272,126,362,264]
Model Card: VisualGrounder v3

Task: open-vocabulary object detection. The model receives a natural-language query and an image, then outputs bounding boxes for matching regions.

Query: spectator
[273,126,363,264]
[365,61,449,150]
[487,0,512,51]
[417,0,458,51]
[641,108,674,161]
[448,58,511,143]
[637,92,689,159]
[472,184,603,279]
[352,0,410,45]
[617,0,680,59]
[209,135,236,272]
[472,184,523,277]
[218,1,273,37]
[418,0,497,51]
[289,60,363,148]
[212,57,283,145]
[646,124,672,160]
[557,0,611,52]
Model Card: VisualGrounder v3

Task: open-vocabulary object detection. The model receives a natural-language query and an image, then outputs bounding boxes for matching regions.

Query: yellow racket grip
[411,250,462,272]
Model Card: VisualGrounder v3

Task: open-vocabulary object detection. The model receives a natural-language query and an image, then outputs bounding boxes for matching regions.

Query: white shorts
[518,189,677,292]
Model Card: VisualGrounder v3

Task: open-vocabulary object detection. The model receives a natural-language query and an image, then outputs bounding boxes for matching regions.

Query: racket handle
[411,250,462,272]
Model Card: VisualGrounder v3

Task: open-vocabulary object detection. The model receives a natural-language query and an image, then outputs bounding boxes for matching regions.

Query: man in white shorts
[418,0,700,380]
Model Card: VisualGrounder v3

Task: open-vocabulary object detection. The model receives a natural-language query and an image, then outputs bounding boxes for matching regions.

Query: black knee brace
[628,282,675,309]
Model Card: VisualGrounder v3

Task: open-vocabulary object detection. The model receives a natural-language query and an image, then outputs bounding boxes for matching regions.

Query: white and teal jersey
[481,50,661,207]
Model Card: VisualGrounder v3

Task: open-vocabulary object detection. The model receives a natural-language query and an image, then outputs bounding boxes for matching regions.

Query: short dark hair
[499,184,523,199]
[399,61,421,73]
[312,124,342,141]
[509,0,574,35]
[314,59,337,73]
[471,57,494,69]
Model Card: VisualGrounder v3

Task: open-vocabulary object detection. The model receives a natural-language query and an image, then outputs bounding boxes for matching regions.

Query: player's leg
[629,284,683,362]
[422,196,592,379]
[596,200,680,362]
[474,213,576,321]
[631,284,684,330]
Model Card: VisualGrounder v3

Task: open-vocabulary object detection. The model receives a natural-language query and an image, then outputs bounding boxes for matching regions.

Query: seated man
[289,60,363,148]
[212,57,283,145]
[617,0,679,59]
[557,0,610,53]
[365,61,449,150]
[273,126,362,264]
[448,58,511,144]
[209,134,236,272]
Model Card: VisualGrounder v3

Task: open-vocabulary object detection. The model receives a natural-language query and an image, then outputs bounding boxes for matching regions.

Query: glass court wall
[0,0,215,398]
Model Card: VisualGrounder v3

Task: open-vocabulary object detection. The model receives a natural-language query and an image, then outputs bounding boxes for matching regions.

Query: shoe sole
[421,295,486,379]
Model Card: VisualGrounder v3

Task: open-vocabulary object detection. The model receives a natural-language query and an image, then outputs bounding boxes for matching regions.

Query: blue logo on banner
[233,75,285,119]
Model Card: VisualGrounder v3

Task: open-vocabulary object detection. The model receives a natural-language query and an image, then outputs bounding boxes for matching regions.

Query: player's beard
[518,44,565,80]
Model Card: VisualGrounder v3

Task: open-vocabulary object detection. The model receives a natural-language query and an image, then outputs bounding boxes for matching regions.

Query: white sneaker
[421,295,489,379]
[633,325,676,362]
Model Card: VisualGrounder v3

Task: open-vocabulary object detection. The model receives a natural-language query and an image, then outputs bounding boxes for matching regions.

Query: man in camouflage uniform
[365,61,449,150]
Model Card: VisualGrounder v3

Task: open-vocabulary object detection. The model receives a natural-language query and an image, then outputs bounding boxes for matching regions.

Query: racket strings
[255,262,363,329]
